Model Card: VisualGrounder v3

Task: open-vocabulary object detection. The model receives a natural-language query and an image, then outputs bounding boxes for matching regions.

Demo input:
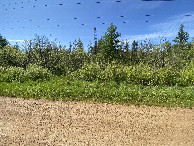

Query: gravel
[0,96,194,145]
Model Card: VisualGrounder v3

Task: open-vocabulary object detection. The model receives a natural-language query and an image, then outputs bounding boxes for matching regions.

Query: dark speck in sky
[1,0,192,47]
[184,14,192,16]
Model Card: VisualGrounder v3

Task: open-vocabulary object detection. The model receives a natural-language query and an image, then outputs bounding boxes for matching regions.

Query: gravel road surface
[0,96,194,145]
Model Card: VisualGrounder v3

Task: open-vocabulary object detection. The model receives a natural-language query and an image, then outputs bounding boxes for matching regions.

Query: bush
[0,66,25,82]
[72,62,182,86]
[0,65,52,82]
[179,61,194,86]
[0,66,6,73]
[72,62,101,81]
[72,61,128,82]
[124,63,181,86]
[153,67,179,86]
[25,64,52,81]
[0,46,25,67]
[98,61,128,82]
[125,63,154,85]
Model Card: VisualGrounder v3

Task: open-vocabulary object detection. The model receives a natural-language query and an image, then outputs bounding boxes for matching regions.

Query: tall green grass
[0,61,193,107]
[0,76,193,107]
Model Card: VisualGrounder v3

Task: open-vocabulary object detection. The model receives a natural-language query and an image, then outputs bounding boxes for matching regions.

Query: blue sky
[0,0,194,48]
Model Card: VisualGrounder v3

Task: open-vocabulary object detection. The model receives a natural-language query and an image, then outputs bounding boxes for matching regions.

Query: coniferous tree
[99,23,121,62]
[0,34,9,49]
[172,24,190,67]
[70,39,86,71]
[131,40,138,64]
[173,24,189,46]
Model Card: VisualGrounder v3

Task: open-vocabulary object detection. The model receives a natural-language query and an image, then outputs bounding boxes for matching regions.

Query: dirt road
[0,96,193,145]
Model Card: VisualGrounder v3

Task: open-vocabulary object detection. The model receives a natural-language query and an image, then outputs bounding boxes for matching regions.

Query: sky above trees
[0,0,194,47]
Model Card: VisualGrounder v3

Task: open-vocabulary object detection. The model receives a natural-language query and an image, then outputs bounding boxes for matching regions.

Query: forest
[0,23,193,107]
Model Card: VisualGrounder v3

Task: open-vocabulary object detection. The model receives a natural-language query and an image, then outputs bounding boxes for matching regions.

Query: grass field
[0,76,193,108]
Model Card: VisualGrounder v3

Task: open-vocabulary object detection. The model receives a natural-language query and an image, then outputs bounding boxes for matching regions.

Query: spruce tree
[131,40,138,64]
[100,23,121,62]
[173,24,189,45]
[0,34,8,49]
[172,24,190,67]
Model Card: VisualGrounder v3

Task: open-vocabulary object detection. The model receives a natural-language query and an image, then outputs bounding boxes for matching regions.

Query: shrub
[72,62,101,81]
[0,46,25,67]
[126,63,154,85]
[72,62,181,86]
[179,61,194,86]
[153,67,179,86]
[124,63,180,86]
[98,61,128,82]
[72,61,129,82]
[24,64,52,81]
[0,66,6,73]
[70,60,194,86]
[0,66,25,82]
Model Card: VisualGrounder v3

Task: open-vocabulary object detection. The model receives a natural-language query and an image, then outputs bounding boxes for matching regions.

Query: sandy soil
[0,96,194,146]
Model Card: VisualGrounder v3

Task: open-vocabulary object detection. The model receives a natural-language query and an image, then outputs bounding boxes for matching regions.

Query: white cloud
[151,12,194,37]
[122,32,173,43]
[122,11,194,43]
[8,40,24,42]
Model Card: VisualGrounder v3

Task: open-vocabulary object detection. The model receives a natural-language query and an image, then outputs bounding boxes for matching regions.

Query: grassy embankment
[0,63,193,108]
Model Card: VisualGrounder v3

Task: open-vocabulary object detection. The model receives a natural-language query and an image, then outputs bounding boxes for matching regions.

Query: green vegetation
[0,34,9,49]
[0,24,193,107]
[0,77,193,107]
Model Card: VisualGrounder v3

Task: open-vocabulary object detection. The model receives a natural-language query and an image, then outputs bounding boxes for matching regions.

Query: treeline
[0,24,193,86]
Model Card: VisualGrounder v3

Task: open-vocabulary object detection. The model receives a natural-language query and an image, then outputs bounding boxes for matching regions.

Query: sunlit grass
[0,76,193,108]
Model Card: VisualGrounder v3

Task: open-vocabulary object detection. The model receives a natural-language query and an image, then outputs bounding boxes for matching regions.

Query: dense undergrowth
[0,61,193,107]
[0,24,193,107]
[0,76,193,107]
